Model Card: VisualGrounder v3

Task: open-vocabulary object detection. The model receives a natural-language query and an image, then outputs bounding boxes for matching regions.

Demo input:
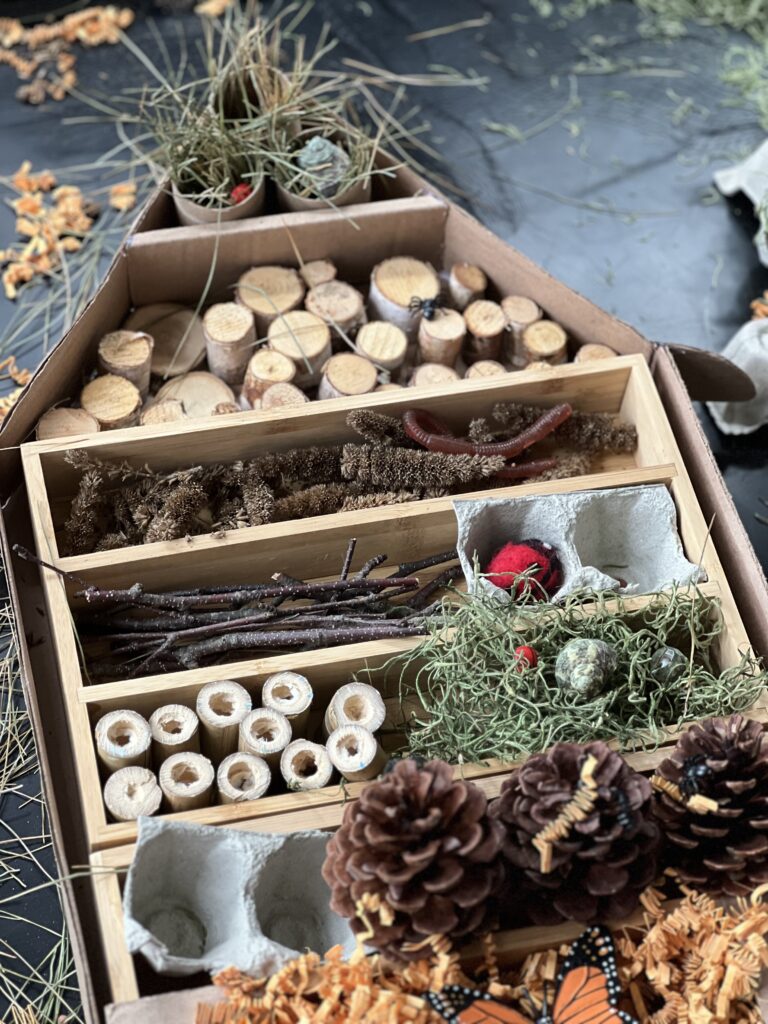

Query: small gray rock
[650,645,688,685]
[295,136,351,198]
[555,638,618,699]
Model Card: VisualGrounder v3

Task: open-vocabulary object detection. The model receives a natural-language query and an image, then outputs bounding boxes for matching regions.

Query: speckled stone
[555,638,618,699]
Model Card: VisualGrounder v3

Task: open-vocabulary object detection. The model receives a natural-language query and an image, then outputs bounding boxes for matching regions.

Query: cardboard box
[2,192,767,1021]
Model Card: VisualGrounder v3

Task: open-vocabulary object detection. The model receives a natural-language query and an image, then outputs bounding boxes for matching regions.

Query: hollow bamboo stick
[94,710,151,773]
[159,752,215,812]
[239,707,292,768]
[326,724,388,782]
[261,672,313,737]
[323,682,387,737]
[103,766,162,822]
[280,740,334,791]
[196,680,252,763]
[149,704,200,766]
[216,752,271,804]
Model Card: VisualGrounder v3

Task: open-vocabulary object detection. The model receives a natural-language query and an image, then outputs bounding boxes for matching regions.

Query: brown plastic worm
[402,403,573,458]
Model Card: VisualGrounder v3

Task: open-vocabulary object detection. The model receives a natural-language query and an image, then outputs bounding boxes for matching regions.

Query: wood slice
[463,299,506,364]
[356,321,408,372]
[318,353,378,400]
[212,402,241,415]
[409,362,460,388]
[526,361,555,372]
[97,331,153,398]
[300,259,337,289]
[417,308,466,367]
[243,348,296,406]
[305,281,367,338]
[202,302,255,385]
[129,308,206,377]
[36,407,99,440]
[267,310,331,386]
[368,257,440,338]
[139,400,186,426]
[155,371,235,419]
[103,766,162,822]
[502,294,543,366]
[522,319,568,365]
[260,382,310,410]
[236,265,305,335]
[465,360,507,380]
[80,374,141,430]
[377,382,404,391]
[123,302,185,333]
[448,262,487,310]
[574,343,618,362]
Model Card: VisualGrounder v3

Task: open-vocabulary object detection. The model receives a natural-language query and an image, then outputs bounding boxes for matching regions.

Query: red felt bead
[514,645,538,670]
[230,182,254,205]
[483,539,562,599]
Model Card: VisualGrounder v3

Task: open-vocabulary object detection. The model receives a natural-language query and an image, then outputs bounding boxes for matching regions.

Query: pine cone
[653,715,768,896]
[490,741,661,926]
[321,759,504,961]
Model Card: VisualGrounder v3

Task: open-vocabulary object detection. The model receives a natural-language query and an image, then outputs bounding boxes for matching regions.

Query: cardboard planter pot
[171,177,266,226]
[1,192,768,1022]
[275,174,372,212]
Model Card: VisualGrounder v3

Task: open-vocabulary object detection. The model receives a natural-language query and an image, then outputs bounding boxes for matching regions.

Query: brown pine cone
[653,715,768,896]
[490,741,660,926]
[321,759,504,961]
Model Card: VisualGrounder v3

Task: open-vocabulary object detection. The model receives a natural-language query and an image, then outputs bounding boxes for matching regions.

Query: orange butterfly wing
[456,1000,532,1024]
[552,964,625,1024]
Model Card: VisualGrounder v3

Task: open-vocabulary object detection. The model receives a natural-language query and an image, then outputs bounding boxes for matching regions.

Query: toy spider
[408,295,442,320]
[611,788,636,832]
[679,754,714,798]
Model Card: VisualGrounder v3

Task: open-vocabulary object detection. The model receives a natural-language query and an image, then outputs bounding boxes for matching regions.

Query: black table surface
[1,0,767,1018]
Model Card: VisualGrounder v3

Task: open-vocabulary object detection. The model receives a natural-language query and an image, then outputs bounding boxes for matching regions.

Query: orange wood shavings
[650,773,718,814]
[195,0,235,16]
[533,753,599,873]
[109,181,137,212]
[751,292,768,319]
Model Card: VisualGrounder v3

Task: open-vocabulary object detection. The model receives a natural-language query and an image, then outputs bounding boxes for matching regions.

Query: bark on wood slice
[135,308,207,377]
[103,767,162,822]
[502,294,543,366]
[243,348,296,406]
[260,382,310,410]
[213,402,241,415]
[464,299,506,363]
[465,359,507,380]
[448,262,487,310]
[202,302,255,385]
[522,319,568,365]
[139,400,186,426]
[36,407,100,440]
[417,308,466,367]
[236,265,305,335]
[300,259,337,289]
[155,372,236,419]
[409,362,461,388]
[80,375,141,430]
[318,352,378,400]
[267,310,332,386]
[97,331,154,398]
[356,321,408,372]
[574,342,618,362]
[368,257,440,338]
[305,281,367,338]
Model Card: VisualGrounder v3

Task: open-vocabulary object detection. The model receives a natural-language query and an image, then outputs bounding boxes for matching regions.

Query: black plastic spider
[679,754,714,798]
[408,295,442,320]
[611,787,636,832]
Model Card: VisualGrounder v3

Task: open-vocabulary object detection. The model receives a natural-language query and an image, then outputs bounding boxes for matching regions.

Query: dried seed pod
[555,638,618,699]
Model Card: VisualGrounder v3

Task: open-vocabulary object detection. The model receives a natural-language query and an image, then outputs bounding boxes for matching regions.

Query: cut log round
[97,330,154,398]
[463,299,506,364]
[417,308,466,367]
[80,375,141,430]
[377,382,404,391]
[212,402,241,415]
[155,372,235,419]
[202,302,255,385]
[123,302,185,333]
[368,257,440,338]
[36,407,100,440]
[526,361,555,372]
[574,342,618,362]
[502,295,543,366]
[267,310,332,386]
[125,307,206,377]
[260,382,310,410]
[139,400,186,426]
[465,359,508,380]
[236,265,305,335]
[305,280,367,338]
[103,767,162,822]
[318,352,378,400]
[448,262,487,310]
[243,348,297,406]
[522,319,568,365]
[300,259,337,289]
[356,321,408,373]
[409,362,461,388]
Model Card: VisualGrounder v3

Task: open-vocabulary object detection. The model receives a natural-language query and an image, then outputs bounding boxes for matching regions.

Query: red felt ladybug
[483,539,562,599]
[513,645,538,671]
[230,182,253,205]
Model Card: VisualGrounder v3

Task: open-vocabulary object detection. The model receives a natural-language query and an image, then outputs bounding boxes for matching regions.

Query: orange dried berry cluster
[0,356,32,424]
[750,291,768,320]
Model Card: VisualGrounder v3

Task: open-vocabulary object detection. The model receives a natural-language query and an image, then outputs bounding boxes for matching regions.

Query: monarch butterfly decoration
[426,925,638,1024]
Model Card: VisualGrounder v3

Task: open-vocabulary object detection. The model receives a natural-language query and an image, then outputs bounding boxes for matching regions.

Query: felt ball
[513,645,538,670]
[230,182,253,205]
[484,539,562,599]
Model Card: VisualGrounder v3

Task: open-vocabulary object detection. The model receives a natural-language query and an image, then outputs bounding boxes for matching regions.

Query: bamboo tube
[236,265,305,336]
[242,348,296,406]
[356,321,408,374]
[261,381,310,409]
[97,331,154,399]
[326,725,388,782]
[464,299,506,363]
[318,352,377,400]
[203,303,255,385]
[368,257,440,339]
[280,740,334,791]
[267,310,332,387]
[574,343,618,362]
[213,402,240,415]
[300,258,337,289]
[155,371,236,418]
[80,374,141,430]
[139,400,186,426]
[239,707,292,768]
[305,281,367,338]
[159,752,215,812]
[522,320,568,366]
[149,704,200,765]
[417,309,466,367]
[409,362,460,388]
[196,680,252,762]
[95,710,151,773]
[103,766,162,822]
[36,407,99,440]
[323,682,387,737]
[502,295,542,367]
[448,262,487,310]
[465,359,507,380]
[216,752,271,804]
[262,672,314,736]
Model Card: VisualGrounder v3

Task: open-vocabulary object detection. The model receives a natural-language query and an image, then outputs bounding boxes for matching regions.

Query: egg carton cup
[453,484,705,604]
[123,817,355,977]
